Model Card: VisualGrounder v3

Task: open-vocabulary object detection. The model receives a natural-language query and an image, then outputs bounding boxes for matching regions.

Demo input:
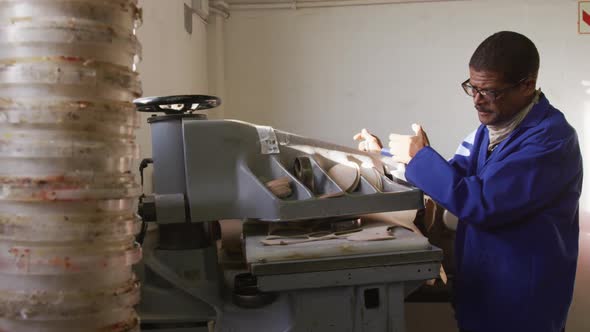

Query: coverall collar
[518,93,550,128]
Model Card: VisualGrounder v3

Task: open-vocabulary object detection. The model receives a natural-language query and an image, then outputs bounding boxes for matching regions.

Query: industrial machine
[134,95,443,332]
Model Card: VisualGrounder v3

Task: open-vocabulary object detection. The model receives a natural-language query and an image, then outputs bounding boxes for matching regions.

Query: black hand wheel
[133,95,221,114]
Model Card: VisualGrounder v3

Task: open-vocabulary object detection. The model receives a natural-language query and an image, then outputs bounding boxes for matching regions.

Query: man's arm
[405,133,582,229]
[446,129,478,178]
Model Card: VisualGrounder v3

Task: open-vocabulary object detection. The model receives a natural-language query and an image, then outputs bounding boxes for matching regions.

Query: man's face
[468,67,535,126]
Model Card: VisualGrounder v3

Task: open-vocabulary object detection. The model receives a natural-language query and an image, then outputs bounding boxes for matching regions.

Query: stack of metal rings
[0,1,143,331]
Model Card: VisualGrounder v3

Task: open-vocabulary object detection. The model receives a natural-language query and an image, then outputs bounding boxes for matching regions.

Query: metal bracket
[184,0,210,34]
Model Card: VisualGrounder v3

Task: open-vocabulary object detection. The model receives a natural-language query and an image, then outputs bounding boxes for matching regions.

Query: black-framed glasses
[461,77,528,101]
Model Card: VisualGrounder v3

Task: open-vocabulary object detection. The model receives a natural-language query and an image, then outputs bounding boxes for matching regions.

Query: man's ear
[523,77,537,96]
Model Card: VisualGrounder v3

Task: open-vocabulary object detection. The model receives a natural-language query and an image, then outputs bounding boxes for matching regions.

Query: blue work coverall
[405,94,583,332]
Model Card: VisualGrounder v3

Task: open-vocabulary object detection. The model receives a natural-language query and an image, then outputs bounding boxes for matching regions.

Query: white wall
[224,0,590,331]
[136,0,210,192]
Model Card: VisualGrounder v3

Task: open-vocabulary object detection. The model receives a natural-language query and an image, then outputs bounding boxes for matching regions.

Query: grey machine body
[134,96,443,332]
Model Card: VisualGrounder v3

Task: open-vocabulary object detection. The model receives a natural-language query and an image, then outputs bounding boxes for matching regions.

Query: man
[355,31,582,332]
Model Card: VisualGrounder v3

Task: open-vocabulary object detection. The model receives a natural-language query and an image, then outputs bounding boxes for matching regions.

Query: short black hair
[469,31,540,83]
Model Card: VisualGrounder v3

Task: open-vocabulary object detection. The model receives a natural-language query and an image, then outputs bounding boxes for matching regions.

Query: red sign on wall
[580,1,590,34]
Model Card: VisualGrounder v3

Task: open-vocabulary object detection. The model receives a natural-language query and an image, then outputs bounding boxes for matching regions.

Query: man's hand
[353,128,383,153]
[388,124,429,164]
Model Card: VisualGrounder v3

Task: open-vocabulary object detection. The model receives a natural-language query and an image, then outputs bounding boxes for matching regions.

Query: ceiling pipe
[229,0,470,11]
[211,0,231,18]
